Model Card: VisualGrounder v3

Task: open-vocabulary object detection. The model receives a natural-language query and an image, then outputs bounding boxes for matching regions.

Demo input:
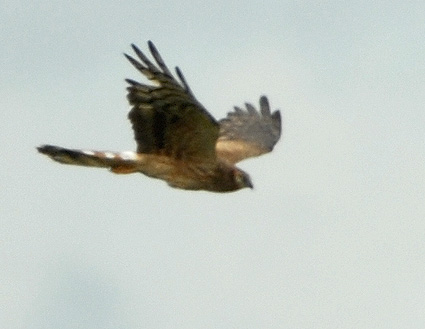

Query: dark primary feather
[124,41,219,160]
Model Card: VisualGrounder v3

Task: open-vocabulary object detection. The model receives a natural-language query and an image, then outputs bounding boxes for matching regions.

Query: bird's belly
[136,155,214,190]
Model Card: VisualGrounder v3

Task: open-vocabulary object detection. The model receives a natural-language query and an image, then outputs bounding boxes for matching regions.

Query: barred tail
[37,145,140,173]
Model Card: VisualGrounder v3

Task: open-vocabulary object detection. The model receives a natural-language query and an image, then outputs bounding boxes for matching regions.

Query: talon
[110,165,137,174]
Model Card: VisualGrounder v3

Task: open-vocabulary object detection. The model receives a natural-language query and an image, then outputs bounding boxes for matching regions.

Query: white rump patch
[82,150,95,156]
[119,151,137,160]
[104,152,115,159]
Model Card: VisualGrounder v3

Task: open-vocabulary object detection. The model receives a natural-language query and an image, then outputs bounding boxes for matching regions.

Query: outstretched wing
[216,96,281,164]
[125,41,219,161]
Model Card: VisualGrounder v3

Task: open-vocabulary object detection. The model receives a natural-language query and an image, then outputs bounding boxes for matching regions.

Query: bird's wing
[125,41,219,161]
[215,96,281,164]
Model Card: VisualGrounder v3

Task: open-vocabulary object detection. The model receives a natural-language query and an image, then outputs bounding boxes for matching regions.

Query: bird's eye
[235,171,244,185]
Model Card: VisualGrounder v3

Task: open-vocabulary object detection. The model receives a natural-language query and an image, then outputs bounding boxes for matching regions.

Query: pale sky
[2,1,425,328]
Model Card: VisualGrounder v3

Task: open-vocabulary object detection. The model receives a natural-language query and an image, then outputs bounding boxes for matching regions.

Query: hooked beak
[245,177,254,189]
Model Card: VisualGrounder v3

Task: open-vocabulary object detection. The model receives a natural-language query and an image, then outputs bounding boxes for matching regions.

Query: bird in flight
[38,41,282,192]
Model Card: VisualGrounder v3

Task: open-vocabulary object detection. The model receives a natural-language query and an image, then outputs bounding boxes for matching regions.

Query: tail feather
[37,145,139,172]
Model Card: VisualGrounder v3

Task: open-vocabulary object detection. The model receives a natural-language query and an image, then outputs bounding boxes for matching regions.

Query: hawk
[38,41,282,192]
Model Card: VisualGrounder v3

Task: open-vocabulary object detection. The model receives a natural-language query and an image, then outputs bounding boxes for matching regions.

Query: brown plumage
[37,41,282,192]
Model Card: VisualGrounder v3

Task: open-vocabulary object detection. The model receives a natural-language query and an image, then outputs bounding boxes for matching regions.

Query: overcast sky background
[1,1,425,328]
